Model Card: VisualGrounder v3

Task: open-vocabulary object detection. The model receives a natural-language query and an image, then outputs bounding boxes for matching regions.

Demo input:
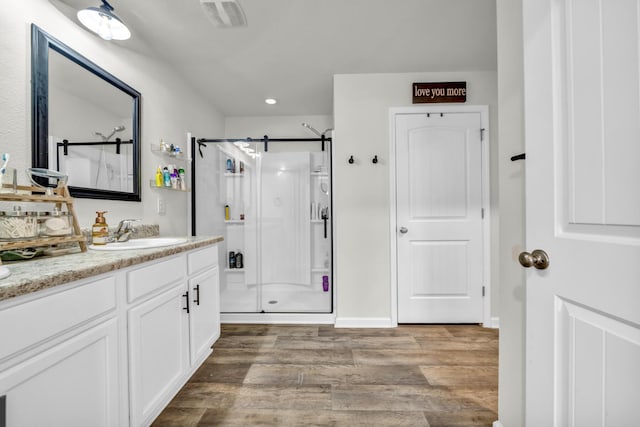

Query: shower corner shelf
[225,220,244,225]
[224,268,245,273]
[311,172,328,177]
[224,172,244,177]
[148,180,190,192]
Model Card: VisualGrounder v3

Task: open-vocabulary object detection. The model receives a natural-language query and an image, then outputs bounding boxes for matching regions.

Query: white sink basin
[89,237,188,251]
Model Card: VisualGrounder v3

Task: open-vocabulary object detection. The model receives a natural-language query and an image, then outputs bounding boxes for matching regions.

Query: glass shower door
[212,139,332,314]
[257,144,332,313]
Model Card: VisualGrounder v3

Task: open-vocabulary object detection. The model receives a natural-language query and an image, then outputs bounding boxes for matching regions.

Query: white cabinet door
[0,318,120,427]
[128,283,189,427]
[188,266,220,366]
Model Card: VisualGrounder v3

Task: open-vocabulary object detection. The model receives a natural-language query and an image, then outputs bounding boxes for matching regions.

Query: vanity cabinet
[0,242,220,427]
[0,274,124,427]
[127,245,220,426]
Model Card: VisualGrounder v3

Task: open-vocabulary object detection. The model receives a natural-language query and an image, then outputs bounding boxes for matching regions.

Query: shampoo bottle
[224,204,230,221]
[92,211,109,245]
[235,251,243,269]
[178,168,186,190]
[155,166,163,187]
[163,167,171,187]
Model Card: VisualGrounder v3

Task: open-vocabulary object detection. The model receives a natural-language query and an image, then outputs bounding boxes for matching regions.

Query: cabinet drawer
[187,245,219,275]
[127,255,186,303]
[0,275,117,361]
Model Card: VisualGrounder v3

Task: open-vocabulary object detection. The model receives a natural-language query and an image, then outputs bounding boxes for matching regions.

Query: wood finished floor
[153,324,498,427]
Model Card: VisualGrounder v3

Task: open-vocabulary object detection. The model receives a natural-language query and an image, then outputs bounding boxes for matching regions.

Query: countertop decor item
[0,182,87,254]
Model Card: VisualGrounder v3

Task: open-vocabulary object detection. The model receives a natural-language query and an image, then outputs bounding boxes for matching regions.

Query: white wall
[496,0,526,425]
[0,0,224,235]
[225,115,333,139]
[333,72,499,326]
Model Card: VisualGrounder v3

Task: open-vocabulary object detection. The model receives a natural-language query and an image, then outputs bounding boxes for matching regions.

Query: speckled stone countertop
[0,235,223,303]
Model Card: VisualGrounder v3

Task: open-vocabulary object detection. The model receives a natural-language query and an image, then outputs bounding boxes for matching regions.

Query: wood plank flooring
[153,324,498,427]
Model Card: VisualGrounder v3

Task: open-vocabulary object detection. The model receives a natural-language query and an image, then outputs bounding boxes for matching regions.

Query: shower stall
[192,135,333,321]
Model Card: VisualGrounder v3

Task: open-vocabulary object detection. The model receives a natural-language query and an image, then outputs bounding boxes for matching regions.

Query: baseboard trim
[492,421,504,427]
[487,316,500,329]
[221,313,336,324]
[334,317,395,328]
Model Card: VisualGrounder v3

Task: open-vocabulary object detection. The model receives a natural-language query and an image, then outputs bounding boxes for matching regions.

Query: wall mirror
[31,24,141,201]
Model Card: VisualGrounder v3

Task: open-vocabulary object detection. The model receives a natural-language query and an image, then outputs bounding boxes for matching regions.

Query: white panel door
[523,0,640,424]
[396,111,484,323]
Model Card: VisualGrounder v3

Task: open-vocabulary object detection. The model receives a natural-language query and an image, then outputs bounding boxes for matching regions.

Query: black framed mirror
[31,24,141,201]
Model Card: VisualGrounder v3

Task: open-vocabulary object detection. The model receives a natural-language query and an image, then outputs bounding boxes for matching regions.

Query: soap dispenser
[92,211,109,245]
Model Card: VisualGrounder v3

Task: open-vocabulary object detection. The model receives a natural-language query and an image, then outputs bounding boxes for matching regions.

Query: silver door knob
[518,249,550,270]
[399,227,408,234]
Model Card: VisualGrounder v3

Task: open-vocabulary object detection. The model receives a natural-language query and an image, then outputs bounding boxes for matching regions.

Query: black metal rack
[57,138,133,156]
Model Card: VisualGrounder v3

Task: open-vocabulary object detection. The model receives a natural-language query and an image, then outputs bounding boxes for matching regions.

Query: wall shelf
[150,144,190,162]
[148,180,190,192]
[224,172,244,177]
[225,220,245,225]
[224,268,245,273]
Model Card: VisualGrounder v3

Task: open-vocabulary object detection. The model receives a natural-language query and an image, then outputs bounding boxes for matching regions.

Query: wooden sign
[412,82,467,103]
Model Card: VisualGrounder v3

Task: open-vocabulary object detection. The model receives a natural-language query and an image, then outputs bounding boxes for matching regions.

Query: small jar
[0,206,39,240]
[38,208,73,237]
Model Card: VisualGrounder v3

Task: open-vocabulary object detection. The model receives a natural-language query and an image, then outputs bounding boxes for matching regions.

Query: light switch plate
[157,198,166,215]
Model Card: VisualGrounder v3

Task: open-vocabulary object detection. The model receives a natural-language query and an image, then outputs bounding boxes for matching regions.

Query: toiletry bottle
[229,251,236,269]
[226,158,233,172]
[163,167,171,187]
[155,166,163,187]
[322,275,329,292]
[170,173,178,189]
[160,138,167,152]
[178,168,186,190]
[92,211,109,245]
[224,204,230,221]
[235,251,243,269]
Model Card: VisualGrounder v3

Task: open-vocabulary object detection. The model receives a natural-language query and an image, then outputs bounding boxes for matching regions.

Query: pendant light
[77,0,131,40]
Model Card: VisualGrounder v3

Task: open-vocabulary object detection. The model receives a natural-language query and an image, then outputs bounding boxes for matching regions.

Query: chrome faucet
[114,219,139,242]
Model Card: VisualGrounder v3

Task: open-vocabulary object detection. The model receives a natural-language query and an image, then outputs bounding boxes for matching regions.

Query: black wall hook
[372,155,378,164]
[348,155,354,164]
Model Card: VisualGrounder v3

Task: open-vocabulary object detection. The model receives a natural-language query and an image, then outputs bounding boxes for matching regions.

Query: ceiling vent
[200,0,247,28]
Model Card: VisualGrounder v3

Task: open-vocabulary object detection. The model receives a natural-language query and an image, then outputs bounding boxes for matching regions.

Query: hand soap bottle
[92,211,109,245]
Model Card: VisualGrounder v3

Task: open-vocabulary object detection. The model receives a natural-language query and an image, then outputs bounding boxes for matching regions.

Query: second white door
[395,109,485,323]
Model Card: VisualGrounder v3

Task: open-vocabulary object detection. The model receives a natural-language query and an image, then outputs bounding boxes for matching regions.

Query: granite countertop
[0,235,223,303]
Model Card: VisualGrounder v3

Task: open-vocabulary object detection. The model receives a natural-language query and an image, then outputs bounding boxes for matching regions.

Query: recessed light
[265,98,277,105]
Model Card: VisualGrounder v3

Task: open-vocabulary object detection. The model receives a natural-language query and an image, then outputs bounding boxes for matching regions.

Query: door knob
[518,249,550,270]
[399,227,408,234]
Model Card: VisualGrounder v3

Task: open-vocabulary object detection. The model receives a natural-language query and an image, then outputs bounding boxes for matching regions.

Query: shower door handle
[399,227,408,234]
[322,215,328,239]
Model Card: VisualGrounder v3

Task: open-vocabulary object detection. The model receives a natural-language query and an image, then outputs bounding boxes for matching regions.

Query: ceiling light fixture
[265,98,277,105]
[77,0,131,41]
